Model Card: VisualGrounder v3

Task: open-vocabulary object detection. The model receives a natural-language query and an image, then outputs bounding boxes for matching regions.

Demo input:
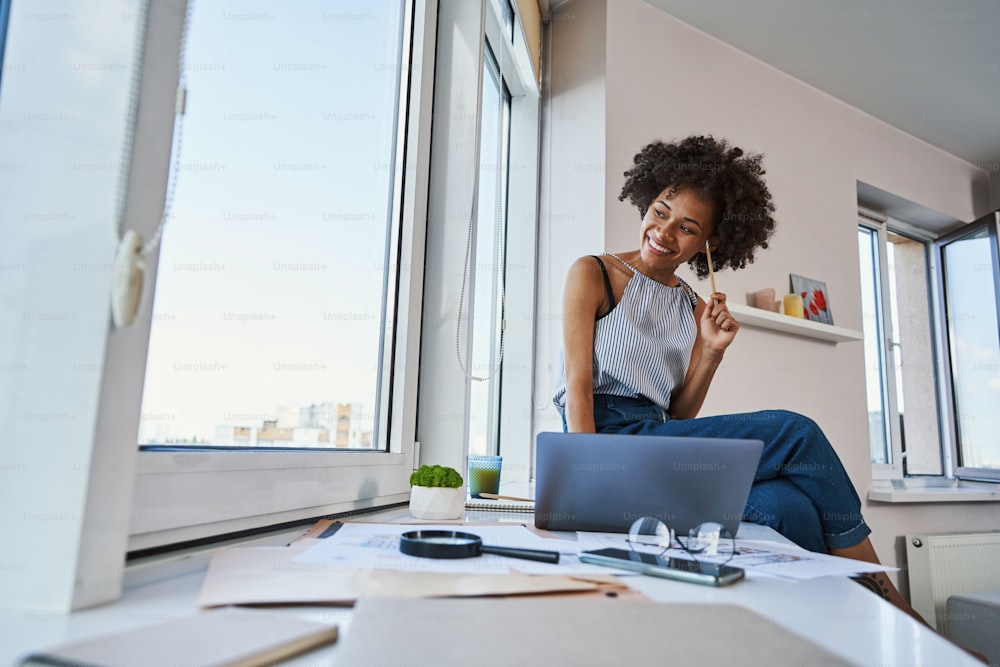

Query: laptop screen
[534,432,763,534]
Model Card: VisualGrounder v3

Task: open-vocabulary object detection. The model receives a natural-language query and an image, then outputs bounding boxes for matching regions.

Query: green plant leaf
[409,464,463,488]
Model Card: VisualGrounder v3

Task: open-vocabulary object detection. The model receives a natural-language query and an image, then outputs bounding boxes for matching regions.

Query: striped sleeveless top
[553,254,700,414]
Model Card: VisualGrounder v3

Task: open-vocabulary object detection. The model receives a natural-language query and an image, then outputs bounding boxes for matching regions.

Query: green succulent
[409,464,463,488]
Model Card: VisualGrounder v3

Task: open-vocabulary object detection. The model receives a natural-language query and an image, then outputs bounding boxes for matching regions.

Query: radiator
[906,531,1000,634]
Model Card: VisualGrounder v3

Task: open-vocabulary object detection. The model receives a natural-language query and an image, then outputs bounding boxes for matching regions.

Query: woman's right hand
[700,291,740,355]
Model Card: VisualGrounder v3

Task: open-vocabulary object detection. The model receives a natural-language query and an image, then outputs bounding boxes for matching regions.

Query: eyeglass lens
[627,516,673,550]
[626,516,735,562]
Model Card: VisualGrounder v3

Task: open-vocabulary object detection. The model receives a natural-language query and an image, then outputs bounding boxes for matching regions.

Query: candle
[783,293,804,318]
[752,288,777,311]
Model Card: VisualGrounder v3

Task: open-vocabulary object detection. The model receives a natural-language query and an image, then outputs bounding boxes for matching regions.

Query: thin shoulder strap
[610,253,698,310]
[608,253,638,274]
[590,255,616,309]
[676,276,700,310]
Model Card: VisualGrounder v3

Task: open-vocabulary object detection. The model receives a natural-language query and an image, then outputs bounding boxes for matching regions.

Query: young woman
[553,135,923,622]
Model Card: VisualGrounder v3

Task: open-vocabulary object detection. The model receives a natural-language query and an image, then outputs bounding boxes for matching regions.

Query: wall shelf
[728,303,864,343]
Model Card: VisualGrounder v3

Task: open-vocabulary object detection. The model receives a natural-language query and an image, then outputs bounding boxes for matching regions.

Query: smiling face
[637,186,717,281]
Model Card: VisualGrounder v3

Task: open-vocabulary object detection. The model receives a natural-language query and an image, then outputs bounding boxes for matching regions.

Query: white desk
[0,508,980,666]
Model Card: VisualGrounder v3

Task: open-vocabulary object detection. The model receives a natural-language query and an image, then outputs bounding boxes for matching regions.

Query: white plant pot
[409,485,465,520]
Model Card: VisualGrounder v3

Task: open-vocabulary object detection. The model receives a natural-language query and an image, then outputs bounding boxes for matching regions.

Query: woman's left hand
[700,292,740,352]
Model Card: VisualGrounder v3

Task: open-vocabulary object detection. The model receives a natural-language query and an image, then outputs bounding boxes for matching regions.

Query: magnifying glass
[399,530,560,564]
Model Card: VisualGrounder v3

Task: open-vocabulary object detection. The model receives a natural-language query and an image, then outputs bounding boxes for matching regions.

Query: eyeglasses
[625,516,736,565]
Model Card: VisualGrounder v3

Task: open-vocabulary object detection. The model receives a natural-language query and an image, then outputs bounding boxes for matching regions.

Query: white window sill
[868,479,1000,503]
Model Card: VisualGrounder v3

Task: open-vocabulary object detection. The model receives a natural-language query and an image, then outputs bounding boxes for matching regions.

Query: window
[858,223,942,477]
[416,0,540,484]
[138,1,406,452]
[858,226,893,467]
[129,0,426,549]
[465,45,511,457]
[936,214,1000,480]
[859,209,1000,483]
[127,0,542,548]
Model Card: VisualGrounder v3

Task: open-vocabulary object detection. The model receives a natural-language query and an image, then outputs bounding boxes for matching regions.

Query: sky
[139,0,406,443]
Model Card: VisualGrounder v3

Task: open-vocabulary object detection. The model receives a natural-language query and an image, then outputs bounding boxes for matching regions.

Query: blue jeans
[562,394,871,553]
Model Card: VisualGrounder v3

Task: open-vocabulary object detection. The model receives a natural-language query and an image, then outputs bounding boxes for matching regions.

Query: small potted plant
[409,464,464,520]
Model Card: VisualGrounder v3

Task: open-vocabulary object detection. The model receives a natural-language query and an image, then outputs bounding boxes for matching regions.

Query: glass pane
[138,0,406,449]
[942,226,1000,470]
[467,52,508,457]
[858,227,891,464]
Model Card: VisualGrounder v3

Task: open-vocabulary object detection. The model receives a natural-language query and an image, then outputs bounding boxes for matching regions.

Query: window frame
[859,219,943,479]
[127,0,434,551]
[933,211,1000,483]
[465,42,512,458]
[858,221,902,479]
[125,0,544,550]
[416,0,540,486]
[488,0,541,483]
[861,209,1000,486]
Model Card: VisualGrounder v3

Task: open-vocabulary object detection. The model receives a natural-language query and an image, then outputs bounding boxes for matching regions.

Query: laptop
[534,432,763,536]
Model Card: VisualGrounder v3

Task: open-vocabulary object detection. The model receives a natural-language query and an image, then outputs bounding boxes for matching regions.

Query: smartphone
[579,548,745,586]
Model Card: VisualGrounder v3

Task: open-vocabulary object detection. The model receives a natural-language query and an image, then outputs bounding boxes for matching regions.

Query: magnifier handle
[480,545,560,563]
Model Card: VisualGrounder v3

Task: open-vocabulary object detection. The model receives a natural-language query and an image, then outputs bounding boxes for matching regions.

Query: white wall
[537,0,1000,587]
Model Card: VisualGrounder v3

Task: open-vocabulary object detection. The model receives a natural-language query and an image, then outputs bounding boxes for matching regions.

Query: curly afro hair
[618,135,776,279]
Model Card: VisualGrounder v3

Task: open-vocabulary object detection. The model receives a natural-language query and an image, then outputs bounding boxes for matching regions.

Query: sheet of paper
[575,531,897,580]
[197,545,363,608]
[727,539,898,580]
[293,523,610,575]
[196,544,598,608]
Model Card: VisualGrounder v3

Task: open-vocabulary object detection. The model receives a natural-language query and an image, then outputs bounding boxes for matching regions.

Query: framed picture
[790,274,833,325]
